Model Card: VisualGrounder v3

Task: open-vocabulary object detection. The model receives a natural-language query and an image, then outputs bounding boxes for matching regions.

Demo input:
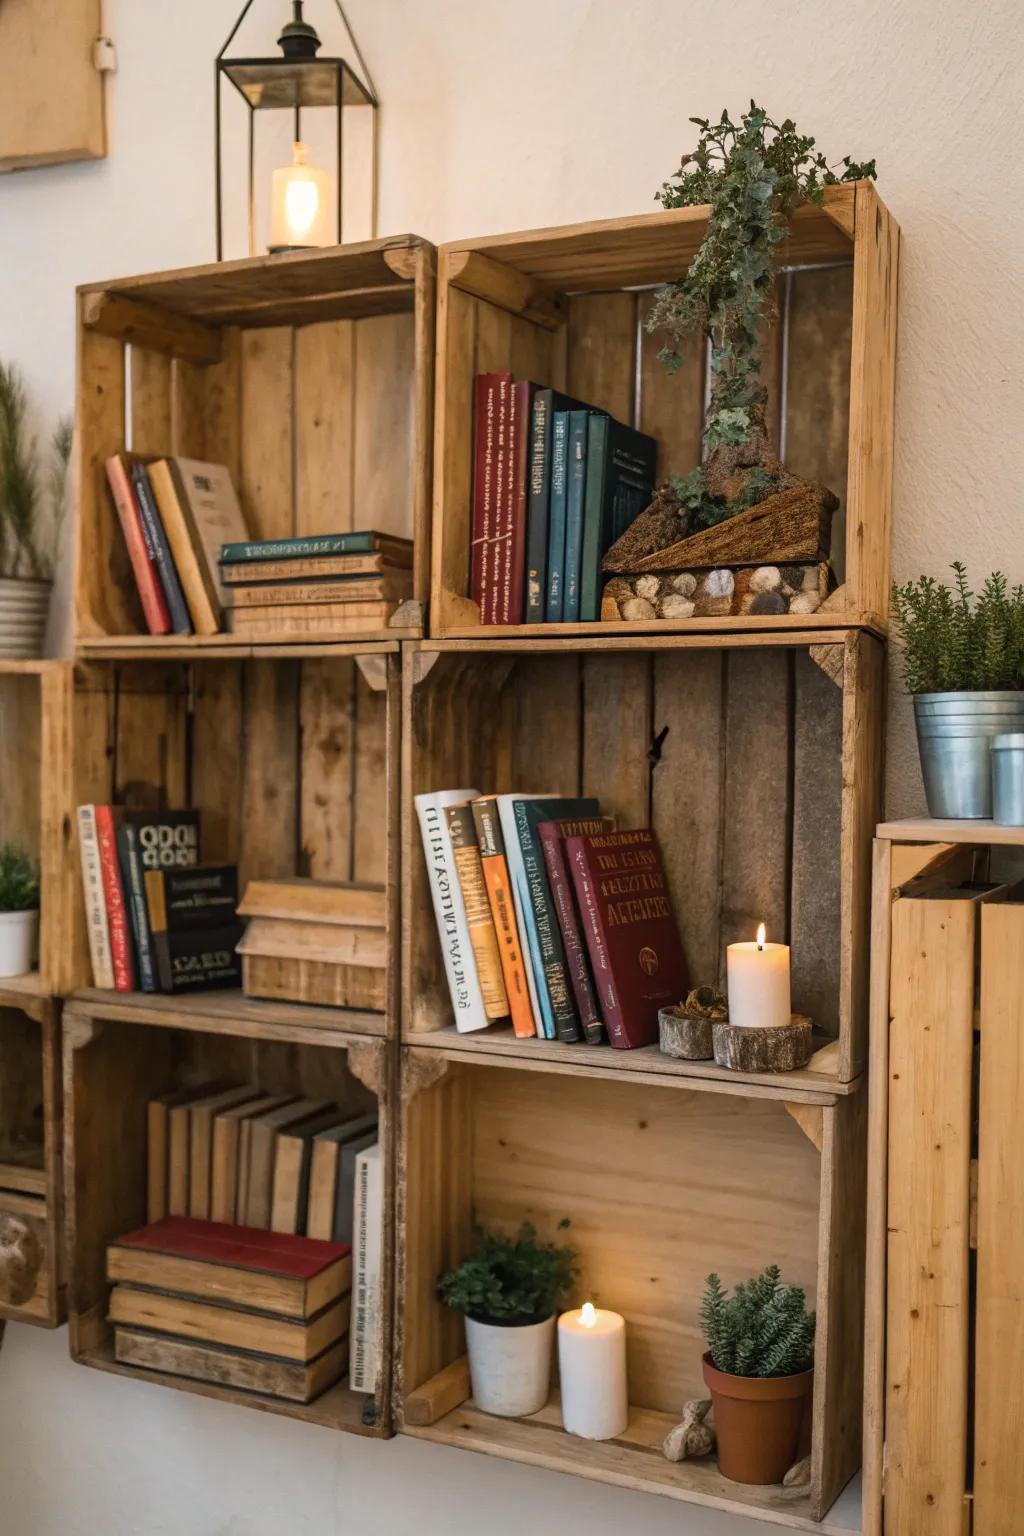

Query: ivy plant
[701,1265,815,1379]
[891,563,1024,694]
[0,844,40,913]
[438,1221,577,1326]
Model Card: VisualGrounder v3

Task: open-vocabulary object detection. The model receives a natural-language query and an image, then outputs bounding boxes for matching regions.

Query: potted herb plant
[700,1266,815,1485]
[892,564,1024,818]
[0,360,71,658]
[438,1221,577,1418]
[0,844,40,977]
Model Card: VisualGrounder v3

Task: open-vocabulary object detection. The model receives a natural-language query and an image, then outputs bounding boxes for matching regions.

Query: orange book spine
[444,804,509,1022]
[471,796,535,1038]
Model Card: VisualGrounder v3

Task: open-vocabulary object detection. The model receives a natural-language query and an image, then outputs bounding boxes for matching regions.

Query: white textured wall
[1,1,1022,1530]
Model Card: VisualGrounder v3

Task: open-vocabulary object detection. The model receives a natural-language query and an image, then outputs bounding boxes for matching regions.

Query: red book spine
[538,822,604,1045]
[94,805,136,991]
[483,376,510,625]
[497,380,535,624]
[566,837,626,1047]
[104,456,171,634]
[470,373,511,625]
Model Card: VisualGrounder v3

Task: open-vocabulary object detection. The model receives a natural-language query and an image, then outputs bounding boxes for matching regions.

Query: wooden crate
[430,184,898,640]
[64,650,400,1034]
[396,1047,866,1524]
[0,994,63,1327]
[864,820,1024,1536]
[0,0,106,173]
[74,237,435,652]
[63,995,393,1435]
[402,629,885,1086]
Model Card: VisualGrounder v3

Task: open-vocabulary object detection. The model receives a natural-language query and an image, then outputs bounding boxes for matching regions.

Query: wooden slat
[404,1354,471,1426]
[444,250,564,330]
[581,653,651,827]
[499,653,581,794]
[352,666,388,884]
[295,320,355,536]
[791,650,842,1035]
[75,322,132,638]
[974,902,1024,1531]
[239,661,300,889]
[298,659,355,880]
[638,291,705,481]
[838,632,886,1078]
[239,327,294,540]
[202,326,243,486]
[430,283,478,632]
[566,291,637,421]
[129,347,172,456]
[353,314,416,541]
[863,839,893,1536]
[83,293,222,367]
[113,667,188,808]
[191,661,244,865]
[408,243,436,608]
[170,359,208,458]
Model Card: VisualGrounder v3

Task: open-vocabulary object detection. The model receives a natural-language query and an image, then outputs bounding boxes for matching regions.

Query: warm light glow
[581,1302,597,1329]
[269,141,333,252]
[756,922,766,950]
[285,176,320,236]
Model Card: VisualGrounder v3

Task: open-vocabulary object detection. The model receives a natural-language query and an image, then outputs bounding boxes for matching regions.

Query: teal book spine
[221,532,387,564]
[544,412,571,622]
[579,416,610,622]
[562,411,591,623]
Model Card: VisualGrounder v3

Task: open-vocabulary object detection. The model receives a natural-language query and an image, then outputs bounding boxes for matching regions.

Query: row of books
[108,1217,354,1405]
[416,793,689,1049]
[470,374,657,626]
[76,804,242,994]
[105,450,413,637]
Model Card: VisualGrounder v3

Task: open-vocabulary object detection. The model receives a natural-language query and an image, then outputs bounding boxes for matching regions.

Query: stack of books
[107,1217,351,1404]
[469,375,657,625]
[416,792,689,1048]
[220,530,414,638]
[76,805,242,994]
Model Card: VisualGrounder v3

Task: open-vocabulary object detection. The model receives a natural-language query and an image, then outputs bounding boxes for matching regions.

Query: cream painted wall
[1,1,1022,1530]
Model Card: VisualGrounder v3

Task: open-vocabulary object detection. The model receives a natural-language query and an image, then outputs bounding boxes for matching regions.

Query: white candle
[726,923,791,1028]
[557,1302,628,1440]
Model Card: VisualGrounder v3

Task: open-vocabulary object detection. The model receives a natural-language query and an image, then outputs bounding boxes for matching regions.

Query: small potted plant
[700,1266,815,1485]
[0,843,40,977]
[892,564,1024,818]
[0,361,71,659]
[438,1221,577,1418]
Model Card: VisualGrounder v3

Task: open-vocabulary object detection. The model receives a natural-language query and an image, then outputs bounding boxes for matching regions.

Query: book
[544,411,571,622]
[563,409,597,623]
[443,803,509,1022]
[415,789,490,1033]
[76,804,114,989]
[116,824,157,993]
[470,372,510,624]
[270,1108,345,1236]
[239,1102,298,1224]
[220,531,412,565]
[503,796,600,1043]
[580,418,657,621]
[147,1087,202,1222]
[211,1094,293,1224]
[537,817,615,1046]
[93,805,135,991]
[245,1099,334,1228]
[114,1328,347,1404]
[146,458,221,635]
[525,389,582,624]
[167,1083,234,1218]
[349,1141,383,1393]
[221,551,410,584]
[108,1286,348,1363]
[104,455,171,635]
[130,461,193,635]
[145,865,238,936]
[470,796,535,1039]
[168,458,251,606]
[188,1086,260,1220]
[223,572,412,608]
[151,921,244,994]
[564,827,689,1049]
[494,379,536,624]
[229,601,398,637]
[306,1113,379,1242]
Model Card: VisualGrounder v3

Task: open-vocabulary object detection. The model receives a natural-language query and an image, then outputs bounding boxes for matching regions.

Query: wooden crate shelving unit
[430,183,898,640]
[864,819,1024,1536]
[63,994,394,1435]
[75,235,435,654]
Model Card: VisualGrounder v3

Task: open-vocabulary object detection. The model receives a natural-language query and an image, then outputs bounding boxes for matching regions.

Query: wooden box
[75,237,435,652]
[64,650,399,1035]
[0,993,62,1326]
[403,629,884,1087]
[430,184,898,639]
[63,994,393,1435]
[397,1048,865,1524]
[0,0,106,173]
[238,878,387,1011]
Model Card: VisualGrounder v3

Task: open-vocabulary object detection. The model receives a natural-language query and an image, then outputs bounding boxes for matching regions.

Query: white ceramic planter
[465,1313,555,1418]
[0,579,51,659]
[0,909,38,977]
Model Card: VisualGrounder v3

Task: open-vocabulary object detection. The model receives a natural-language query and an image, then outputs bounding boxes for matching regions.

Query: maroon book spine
[470,373,509,623]
[565,828,689,1050]
[494,380,536,624]
[538,821,604,1045]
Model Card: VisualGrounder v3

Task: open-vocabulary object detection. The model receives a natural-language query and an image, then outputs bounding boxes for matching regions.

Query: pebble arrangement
[602,562,830,622]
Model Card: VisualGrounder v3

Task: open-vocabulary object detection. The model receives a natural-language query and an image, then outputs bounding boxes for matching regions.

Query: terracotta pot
[702,1352,813,1485]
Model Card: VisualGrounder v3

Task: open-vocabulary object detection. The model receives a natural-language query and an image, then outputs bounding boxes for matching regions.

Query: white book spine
[349,1142,383,1394]
[77,804,114,989]
[414,788,489,1033]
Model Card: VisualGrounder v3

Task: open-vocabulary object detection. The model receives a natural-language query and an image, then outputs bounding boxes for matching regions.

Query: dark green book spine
[221,532,383,563]
[562,411,591,622]
[524,391,551,623]
[579,416,610,622]
[544,412,571,622]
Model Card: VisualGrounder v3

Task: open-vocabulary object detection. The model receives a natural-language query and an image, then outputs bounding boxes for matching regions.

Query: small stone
[694,596,733,618]
[704,569,735,598]
[635,575,662,601]
[671,572,697,597]
[789,592,821,614]
[659,594,695,619]
[784,1455,812,1488]
[662,1400,716,1463]
[621,597,657,620]
[801,567,822,591]
[780,565,806,591]
[748,592,787,616]
[750,566,782,593]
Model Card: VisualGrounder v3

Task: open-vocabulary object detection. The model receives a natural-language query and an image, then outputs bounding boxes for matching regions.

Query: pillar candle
[557,1302,628,1440]
[726,923,791,1028]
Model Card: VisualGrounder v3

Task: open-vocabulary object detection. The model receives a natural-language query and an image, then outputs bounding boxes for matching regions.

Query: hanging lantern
[215,0,378,260]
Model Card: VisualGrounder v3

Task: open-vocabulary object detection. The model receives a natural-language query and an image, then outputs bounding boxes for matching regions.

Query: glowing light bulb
[580,1301,597,1329]
[285,177,319,236]
[269,141,332,252]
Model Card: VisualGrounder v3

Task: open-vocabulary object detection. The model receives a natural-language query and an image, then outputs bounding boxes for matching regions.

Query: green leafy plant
[701,1266,815,1378]
[891,564,1024,694]
[646,104,874,530]
[0,360,71,581]
[438,1221,577,1326]
[0,844,40,913]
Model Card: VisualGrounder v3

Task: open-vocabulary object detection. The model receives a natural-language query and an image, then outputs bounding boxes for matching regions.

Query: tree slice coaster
[658,1005,715,1061]
[711,1015,813,1074]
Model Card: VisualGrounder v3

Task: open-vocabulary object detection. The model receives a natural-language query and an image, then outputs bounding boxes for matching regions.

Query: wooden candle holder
[712,1015,813,1075]
[658,1005,715,1061]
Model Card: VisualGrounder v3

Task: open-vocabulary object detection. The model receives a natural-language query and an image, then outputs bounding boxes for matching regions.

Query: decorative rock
[783,1454,812,1488]
[658,594,695,619]
[620,596,657,620]
[781,565,807,592]
[635,575,662,601]
[748,591,787,616]
[789,592,821,614]
[0,1213,42,1307]
[671,572,698,597]
[750,566,782,593]
[704,569,735,598]
[712,1015,814,1074]
[663,1399,715,1463]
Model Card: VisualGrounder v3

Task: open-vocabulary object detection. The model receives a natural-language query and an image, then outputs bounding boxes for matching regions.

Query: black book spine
[163,921,244,993]
[131,464,193,635]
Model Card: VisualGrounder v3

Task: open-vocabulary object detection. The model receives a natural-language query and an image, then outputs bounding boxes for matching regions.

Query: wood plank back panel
[129,347,172,456]
[0,675,41,862]
[239,327,294,542]
[791,651,842,1034]
[75,326,132,638]
[295,319,355,536]
[637,292,705,480]
[353,314,416,543]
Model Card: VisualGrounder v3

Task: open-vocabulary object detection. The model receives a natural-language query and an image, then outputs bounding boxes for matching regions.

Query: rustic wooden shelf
[430,185,898,641]
[0,997,63,1327]
[76,636,409,661]
[875,815,1024,846]
[75,235,435,650]
[68,987,386,1046]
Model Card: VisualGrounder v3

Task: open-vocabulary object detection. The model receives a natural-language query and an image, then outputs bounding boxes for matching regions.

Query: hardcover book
[305,1114,379,1243]
[221,551,409,585]
[108,1286,348,1364]
[114,1329,347,1405]
[544,411,571,622]
[93,804,135,991]
[245,1100,334,1229]
[130,461,193,635]
[145,865,239,935]
[188,1086,261,1221]
[562,409,600,622]
[147,458,221,635]
[104,455,171,635]
[76,804,114,989]
[471,372,510,623]
[270,1108,346,1236]
[349,1141,383,1394]
[210,1093,293,1224]
[564,828,689,1049]
[219,531,411,564]
[580,419,657,621]
[493,379,537,624]
[415,789,490,1033]
[167,458,250,603]
[537,815,616,1046]
[443,803,509,1022]
[525,389,583,623]
[470,796,535,1039]
[153,920,244,994]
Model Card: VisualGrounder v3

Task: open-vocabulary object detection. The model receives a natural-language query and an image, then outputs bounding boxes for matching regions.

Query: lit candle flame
[581,1301,597,1328]
[756,922,766,951]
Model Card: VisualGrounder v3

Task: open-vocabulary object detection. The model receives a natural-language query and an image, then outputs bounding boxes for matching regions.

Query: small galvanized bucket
[914,691,1024,819]
[992,733,1024,826]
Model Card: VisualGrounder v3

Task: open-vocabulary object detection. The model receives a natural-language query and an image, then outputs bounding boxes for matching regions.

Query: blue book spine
[562,411,590,623]
[116,825,156,992]
[544,412,570,622]
[131,464,193,635]
[525,391,552,624]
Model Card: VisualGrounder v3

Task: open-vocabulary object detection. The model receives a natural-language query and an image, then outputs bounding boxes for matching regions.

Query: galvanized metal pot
[914,691,1024,818]
[0,578,51,659]
[992,733,1024,826]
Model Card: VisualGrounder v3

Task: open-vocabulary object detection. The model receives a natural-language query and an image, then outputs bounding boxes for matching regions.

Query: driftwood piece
[663,1399,716,1462]
[712,1015,814,1074]
[0,1212,42,1307]
[659,987,726,1061]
